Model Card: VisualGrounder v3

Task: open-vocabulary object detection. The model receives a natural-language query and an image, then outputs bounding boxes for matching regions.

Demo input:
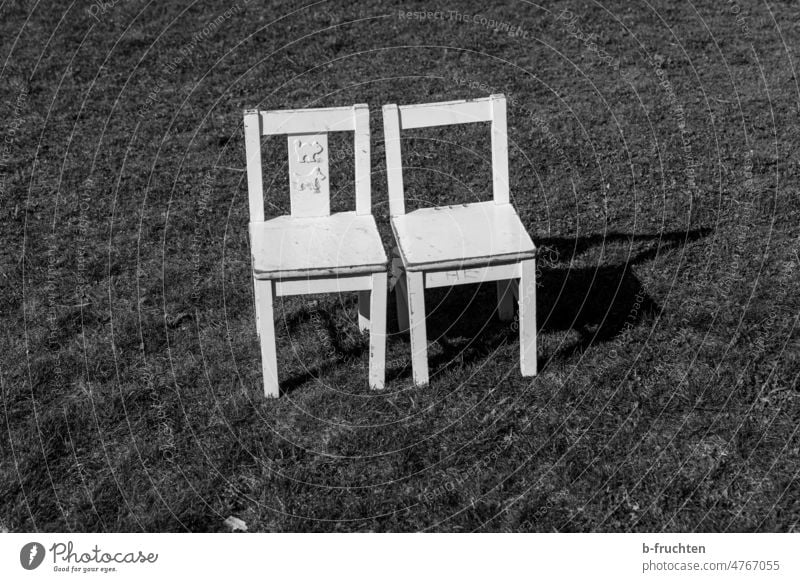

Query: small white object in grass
[224,516,247,532]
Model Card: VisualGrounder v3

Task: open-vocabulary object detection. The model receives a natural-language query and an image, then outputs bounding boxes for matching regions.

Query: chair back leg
[358,290,371,331]
[496,279,515,321]
[395,278,409,334]
[392,250,410,333]
[253,278,262,337]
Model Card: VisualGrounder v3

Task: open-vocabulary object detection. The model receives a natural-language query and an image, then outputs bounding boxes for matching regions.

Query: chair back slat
[244,104,370,220]
[260,106,356,135]
[397,98,493,130]
[287,133,330,217]
[382,94,510,217]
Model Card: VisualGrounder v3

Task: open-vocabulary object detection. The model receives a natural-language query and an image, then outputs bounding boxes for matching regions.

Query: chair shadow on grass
[276,301,375,395]
[276,228,710,392]
[399,227,712,380]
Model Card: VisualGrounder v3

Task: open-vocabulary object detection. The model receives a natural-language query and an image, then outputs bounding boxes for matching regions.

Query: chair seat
[250,211,388,278]
[391,201,536,271]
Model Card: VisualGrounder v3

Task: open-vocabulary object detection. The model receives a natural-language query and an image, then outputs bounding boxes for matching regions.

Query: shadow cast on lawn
[277,227,711,392]
[418,227,711,378]
[277,299,372,396]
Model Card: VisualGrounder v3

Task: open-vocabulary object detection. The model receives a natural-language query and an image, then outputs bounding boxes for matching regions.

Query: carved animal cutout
[294,139,324,163]
[287,133,329,216]
[294,167,327,193]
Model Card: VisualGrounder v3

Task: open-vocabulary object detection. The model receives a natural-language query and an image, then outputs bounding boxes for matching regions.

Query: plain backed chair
[382,94,537,386]
[244,104,388,397]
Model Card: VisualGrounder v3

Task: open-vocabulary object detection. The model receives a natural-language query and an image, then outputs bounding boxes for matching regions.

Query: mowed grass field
[1,0,799,532]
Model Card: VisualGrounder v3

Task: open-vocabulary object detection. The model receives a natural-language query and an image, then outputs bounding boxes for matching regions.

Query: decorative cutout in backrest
[294,139,323,163]
[294,166,326,193]
[288,133,330,217]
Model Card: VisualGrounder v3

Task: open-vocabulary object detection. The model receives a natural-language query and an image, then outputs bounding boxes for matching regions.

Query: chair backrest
[243,104,371,221]
[381,94,509,217]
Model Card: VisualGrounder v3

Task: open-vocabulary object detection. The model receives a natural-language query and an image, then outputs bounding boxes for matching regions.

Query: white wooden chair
[244,104,388,397]
[382,94,537,386]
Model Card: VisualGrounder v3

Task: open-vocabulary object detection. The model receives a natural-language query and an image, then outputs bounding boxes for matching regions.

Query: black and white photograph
[1,0,799,578]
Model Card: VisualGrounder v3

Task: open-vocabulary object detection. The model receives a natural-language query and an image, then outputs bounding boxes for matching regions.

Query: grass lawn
[1,0,799,532]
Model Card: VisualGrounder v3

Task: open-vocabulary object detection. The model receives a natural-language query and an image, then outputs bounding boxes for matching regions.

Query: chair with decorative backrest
[244,104,388,397]
[382,94,537,386]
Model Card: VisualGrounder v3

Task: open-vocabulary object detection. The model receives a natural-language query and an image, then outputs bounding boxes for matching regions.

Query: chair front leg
[254,278,280,397]
[496,279,515,321]
[368,272,387,390]
[406,270,429,386]
[358,290,370,332]
[519,259,538,377]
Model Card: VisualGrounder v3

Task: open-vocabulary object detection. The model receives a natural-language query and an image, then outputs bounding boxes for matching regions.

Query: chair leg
[497,279,515,321]
[395,271,409,333]
[368,273,387,390]
[391,248,409,333]
[406,270,429,386]
[253,276,261,337]
[519,259,537,377]
[254,279,279,397]
[358,290,370,332]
